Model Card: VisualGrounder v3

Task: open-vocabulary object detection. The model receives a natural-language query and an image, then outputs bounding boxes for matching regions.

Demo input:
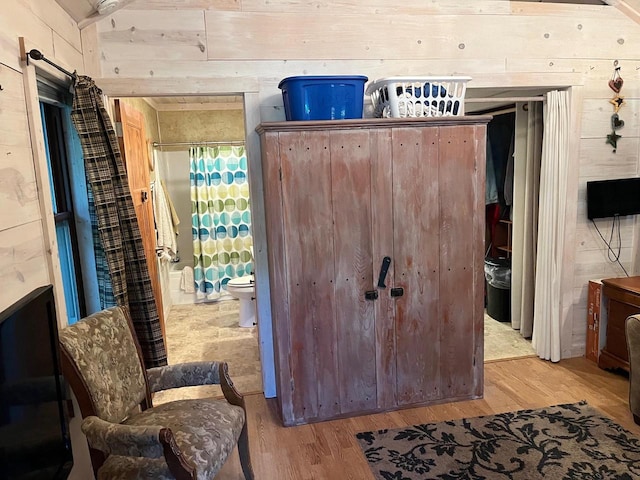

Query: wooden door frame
[470,82,583,360]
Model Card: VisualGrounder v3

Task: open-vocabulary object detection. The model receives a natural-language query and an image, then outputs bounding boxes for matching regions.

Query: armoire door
[278,129,377,424]
[437,125,484,400]
[391,126,441,406]
[329,129,377,415]
[392,124,484,405]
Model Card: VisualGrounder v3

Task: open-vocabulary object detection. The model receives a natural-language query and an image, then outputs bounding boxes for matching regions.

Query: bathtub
[168,264,233,305]
[169,264,203,305]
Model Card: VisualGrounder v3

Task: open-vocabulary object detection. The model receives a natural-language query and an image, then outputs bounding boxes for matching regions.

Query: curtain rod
[479,106,517,117]
[466,96,545,103]
[153,140,245,147]
[26,49,77,81]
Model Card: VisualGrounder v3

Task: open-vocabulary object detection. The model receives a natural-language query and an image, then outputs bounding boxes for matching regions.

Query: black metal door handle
[391,287,404,297]
[377,256,391,288]
[364,290,379,301]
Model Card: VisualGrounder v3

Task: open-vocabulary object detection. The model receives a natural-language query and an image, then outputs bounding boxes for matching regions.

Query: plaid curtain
[70,76,167,368]
[86,182,116,310]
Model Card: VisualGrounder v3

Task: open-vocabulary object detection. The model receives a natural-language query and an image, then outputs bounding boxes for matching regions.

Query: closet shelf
[493,218,512,258]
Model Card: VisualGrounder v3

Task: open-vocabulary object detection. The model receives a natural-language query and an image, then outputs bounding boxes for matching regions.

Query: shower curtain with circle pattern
[190,145,253,298]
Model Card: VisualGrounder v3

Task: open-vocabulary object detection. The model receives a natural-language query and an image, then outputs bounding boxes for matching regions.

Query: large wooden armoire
[257,116,489,426]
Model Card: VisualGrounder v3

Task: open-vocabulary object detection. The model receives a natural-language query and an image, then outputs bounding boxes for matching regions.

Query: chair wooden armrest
[81,415,197,479]
[146,361,244,407]
[146,361,223,393]
[81,415,165,458]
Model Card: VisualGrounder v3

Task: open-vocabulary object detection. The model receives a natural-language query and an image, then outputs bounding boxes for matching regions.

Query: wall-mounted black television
[0,285,74,480]
[587,177,640,220]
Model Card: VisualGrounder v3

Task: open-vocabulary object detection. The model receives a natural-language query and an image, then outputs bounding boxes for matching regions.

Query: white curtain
[511,102,543,338]
[532,90,570,362]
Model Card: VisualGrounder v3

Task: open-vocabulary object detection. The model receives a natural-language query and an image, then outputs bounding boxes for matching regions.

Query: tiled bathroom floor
[153,300,262,404]
[484,313,536,362]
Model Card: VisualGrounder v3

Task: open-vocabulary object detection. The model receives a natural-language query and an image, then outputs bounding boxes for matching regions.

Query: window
[38,78,101,323]
[41,101,85,324]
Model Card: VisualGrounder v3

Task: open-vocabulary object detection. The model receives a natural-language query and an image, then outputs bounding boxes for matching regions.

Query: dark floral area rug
[356,401,640,479]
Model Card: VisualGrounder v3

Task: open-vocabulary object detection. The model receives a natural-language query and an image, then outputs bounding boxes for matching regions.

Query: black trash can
[484,257,511,322]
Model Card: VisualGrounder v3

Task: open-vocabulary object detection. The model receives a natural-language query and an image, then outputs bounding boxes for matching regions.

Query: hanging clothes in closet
[486,111,516,258]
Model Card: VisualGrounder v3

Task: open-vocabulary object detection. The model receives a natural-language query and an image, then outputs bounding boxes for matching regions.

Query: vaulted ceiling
[54,0,136,28]
[51,0,640,111]
[55,0,640,29]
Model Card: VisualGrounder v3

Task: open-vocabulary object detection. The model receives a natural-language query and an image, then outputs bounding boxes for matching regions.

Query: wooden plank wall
[0,2,96,479]
[0,0,85,314]
[93,0,640,359]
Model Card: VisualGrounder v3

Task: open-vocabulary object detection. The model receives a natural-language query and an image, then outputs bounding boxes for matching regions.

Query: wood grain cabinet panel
[258,117,489,426]
[599,276,640,372]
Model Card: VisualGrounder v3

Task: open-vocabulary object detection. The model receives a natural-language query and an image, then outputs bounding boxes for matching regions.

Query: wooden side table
[599,276,640,372]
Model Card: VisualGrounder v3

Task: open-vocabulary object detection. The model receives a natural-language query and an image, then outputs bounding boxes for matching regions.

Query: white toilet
[227,275,256,328]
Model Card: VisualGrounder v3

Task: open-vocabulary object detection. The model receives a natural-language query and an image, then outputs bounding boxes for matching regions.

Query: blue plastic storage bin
[278,75,368,121]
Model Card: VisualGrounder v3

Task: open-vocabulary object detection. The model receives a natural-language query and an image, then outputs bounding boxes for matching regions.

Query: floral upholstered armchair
[58,306,254,480]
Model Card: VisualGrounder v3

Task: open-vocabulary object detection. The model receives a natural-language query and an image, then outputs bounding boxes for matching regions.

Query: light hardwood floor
[215,357,636,480]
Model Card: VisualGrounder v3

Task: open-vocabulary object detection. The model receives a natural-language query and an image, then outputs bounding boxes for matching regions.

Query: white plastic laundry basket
[366,76,471,118]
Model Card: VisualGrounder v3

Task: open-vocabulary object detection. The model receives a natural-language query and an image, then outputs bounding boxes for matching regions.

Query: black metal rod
[152,140,246,147]
[27,49,76,79]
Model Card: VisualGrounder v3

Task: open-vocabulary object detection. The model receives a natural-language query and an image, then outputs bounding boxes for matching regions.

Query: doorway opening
[482,106,534,361]
[111,94,263,400]
[468,92,547,362]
